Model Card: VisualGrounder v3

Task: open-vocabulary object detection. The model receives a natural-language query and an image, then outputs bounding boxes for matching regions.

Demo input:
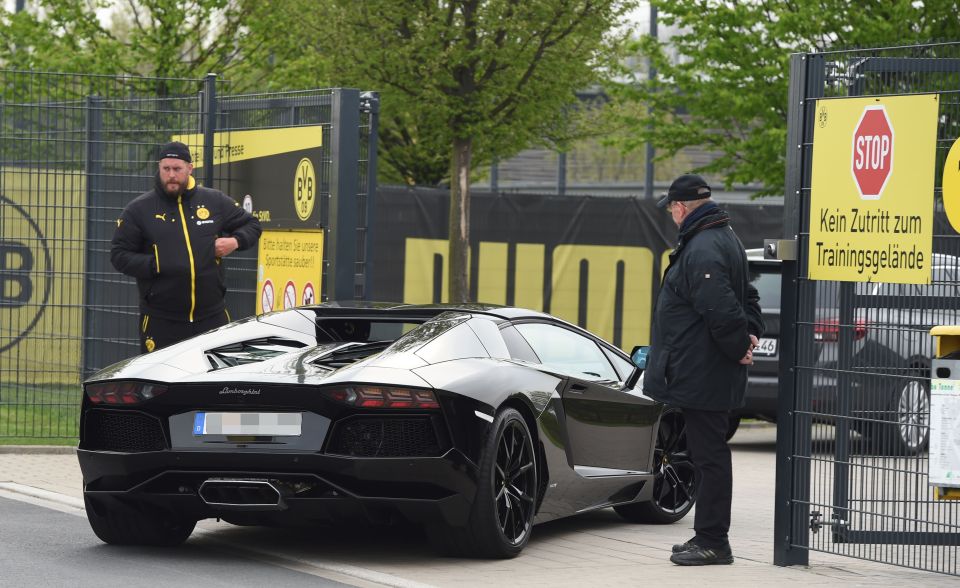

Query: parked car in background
[728,249,781,439]
[733,249,956,455]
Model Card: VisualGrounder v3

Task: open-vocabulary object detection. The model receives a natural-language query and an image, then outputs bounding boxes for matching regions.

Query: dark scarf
[674,201,730,255]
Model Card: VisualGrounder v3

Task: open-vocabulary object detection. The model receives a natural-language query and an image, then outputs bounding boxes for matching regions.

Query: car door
[511,322,656,471]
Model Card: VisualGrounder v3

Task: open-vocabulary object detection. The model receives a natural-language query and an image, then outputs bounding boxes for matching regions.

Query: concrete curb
[0,482,84,509]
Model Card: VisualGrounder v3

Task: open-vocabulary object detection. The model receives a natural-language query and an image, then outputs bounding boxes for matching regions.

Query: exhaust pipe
[198,479,284,509]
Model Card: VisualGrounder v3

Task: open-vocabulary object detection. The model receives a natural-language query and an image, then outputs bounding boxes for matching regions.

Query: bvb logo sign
[0,195,53,353]
[294,158,316,222]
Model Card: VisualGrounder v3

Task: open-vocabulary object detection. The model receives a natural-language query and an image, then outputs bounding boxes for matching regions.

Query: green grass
[0,384,81,443]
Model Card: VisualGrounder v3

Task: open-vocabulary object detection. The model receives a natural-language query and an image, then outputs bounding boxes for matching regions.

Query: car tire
[427,407,537,558]
[614,408,698,524]
[84,495,196,546]
[861,377,930,456]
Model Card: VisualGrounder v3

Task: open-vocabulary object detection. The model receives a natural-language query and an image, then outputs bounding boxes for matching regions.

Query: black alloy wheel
[493,415,538,546]
[615,408,698,524]
[427,407,537,558]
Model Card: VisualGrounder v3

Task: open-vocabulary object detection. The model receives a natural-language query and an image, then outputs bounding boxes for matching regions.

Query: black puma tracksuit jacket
[110,175,262,322]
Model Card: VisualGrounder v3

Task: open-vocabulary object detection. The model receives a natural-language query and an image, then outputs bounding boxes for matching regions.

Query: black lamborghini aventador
[77,303,698,558]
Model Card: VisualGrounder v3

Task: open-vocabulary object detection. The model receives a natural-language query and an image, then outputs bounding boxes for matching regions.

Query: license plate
[193,412,302,436]
[753,337,778,357]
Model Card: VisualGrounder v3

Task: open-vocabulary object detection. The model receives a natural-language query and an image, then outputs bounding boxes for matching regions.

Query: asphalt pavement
[0,496,353,588]
[0,425,953,587]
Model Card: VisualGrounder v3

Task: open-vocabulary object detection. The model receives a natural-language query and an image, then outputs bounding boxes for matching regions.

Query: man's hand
[215,237,239,258]
[739,334,759,365]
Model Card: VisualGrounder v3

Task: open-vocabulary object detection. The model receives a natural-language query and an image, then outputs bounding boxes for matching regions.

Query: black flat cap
[158,141,192,163]
[657,173,711,207]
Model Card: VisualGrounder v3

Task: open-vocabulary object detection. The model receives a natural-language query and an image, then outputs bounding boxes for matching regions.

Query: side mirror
[625,345,650,389]
[630,345,649,369]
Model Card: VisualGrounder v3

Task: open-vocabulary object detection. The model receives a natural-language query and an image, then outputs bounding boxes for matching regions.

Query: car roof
[304,301,616,351]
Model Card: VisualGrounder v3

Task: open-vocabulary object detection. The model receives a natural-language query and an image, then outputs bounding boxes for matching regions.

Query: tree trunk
[448,136,472,303]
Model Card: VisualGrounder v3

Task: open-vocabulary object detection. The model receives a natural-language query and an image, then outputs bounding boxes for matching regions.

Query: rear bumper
[77,447,478,527]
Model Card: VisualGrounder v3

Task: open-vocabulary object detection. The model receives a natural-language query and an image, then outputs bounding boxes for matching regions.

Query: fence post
[82,95,104,379]
[202,73,217,188]
[774,52,813,567]
[360,91,379,301]
[329,89,360,302]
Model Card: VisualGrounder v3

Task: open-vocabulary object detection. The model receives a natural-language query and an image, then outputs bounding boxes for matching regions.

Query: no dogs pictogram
[302,282,315,305]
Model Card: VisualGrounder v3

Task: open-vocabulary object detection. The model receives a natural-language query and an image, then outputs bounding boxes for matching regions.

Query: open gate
[774,43,960,576]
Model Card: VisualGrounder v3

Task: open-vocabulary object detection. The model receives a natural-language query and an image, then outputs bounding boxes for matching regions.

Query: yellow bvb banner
[402,238,654,350]
[0,167,85,386]
[173,126,325,229]
[172,126,323,170]
[808,94,939,284]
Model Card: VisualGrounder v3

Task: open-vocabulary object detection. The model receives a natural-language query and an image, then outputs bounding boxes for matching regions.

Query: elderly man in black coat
[644,174,765,566]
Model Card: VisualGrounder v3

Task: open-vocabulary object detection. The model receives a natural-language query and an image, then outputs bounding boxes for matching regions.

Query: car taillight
[813,319,867,342]
[85,381,168,405]
[324,386,440,409]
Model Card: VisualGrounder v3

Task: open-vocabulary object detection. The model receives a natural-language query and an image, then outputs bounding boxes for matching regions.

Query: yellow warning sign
[808,95,939,284]
[255,230,324,315]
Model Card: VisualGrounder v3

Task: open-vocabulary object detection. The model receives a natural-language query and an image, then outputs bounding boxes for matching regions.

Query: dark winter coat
[110,175,262,322]
[643,203,764,411]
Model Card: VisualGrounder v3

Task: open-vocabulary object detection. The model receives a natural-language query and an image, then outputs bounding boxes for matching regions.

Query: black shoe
[670,545,734,566]
[671,538,697,553]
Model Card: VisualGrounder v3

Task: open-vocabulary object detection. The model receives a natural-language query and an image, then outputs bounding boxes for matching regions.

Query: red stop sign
[851,106,894,199]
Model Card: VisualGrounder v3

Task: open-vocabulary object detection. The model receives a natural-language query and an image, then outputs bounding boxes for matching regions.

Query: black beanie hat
[158,141,192,163]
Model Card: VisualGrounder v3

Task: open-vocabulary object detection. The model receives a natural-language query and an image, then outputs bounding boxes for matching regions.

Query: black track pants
[139,310,230,354]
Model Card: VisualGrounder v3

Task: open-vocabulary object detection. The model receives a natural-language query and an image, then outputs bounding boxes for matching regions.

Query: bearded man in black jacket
[644,174,764,566]
[111,141,262,354]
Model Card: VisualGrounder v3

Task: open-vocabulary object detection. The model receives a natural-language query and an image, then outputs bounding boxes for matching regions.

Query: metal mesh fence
[0,71,372,441]
[1,71,211,441]
[784,42,960,575]
[215,89,336,317]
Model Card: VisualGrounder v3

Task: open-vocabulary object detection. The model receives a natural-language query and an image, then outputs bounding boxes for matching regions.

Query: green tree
[0,0,251,93]
[614,0,960,197]
[246,0,636,302]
